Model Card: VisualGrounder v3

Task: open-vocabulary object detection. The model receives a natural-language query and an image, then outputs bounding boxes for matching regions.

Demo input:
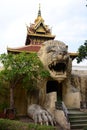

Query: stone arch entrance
[46,80,62,102]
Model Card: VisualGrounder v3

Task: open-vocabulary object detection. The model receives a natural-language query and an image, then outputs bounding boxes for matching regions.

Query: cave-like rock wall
[71,70,87,102]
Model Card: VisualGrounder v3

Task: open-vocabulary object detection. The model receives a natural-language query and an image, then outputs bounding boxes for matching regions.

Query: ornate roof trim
[28,33,55,38]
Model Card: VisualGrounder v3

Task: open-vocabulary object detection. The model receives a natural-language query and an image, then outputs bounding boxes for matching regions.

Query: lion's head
[38,40,72,82]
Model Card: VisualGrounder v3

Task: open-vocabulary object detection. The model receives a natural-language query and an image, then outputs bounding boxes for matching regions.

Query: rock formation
[71,70,87,108]
[27,40,85,130]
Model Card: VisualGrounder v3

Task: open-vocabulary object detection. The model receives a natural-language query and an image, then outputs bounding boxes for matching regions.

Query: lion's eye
[47,49,56,53]
[63,51,67,55]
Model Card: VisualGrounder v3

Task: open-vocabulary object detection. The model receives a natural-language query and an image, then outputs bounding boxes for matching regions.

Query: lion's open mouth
[48,62,66,75]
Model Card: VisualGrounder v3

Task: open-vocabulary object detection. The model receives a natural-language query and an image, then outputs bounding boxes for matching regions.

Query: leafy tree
[76,40,87,63]
[0,52,50,109]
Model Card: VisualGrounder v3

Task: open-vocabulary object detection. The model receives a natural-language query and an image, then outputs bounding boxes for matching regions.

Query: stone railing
[80,101,87,109]
[62,102,69,122]
[55,101,62,110]
[55,101,69,122]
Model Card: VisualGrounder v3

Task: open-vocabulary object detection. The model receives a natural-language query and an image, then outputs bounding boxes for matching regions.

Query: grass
[0,118,57,130]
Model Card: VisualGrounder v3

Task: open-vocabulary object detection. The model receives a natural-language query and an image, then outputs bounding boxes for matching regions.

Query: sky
[0,0,87,65]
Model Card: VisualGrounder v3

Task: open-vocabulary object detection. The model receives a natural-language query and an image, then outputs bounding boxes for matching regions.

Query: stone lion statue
[27,40,80,130]
[38,40,72,82]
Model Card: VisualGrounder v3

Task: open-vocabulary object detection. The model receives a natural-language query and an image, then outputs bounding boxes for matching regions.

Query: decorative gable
[35,24,46,33]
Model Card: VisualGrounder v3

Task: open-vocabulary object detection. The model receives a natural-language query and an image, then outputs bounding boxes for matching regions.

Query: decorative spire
[38,3,41,17]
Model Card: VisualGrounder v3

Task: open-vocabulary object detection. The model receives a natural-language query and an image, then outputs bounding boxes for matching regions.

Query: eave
[69,52,78,60]
[7,44,42,54]
[28,33,55,38]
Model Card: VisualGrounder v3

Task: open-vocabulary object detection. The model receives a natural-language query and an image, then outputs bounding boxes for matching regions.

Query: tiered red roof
[7,5,78,60]
[7,5,55,53]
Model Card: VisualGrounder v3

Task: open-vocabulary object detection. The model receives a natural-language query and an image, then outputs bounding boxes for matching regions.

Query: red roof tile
[7,45,42,53]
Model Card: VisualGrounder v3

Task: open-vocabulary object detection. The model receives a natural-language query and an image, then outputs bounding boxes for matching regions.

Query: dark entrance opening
[46,80,62,101]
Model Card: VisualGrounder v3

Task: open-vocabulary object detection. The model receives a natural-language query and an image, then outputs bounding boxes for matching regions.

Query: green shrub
[0,102,9,112]
[0,118,28,130]
[28,123,55,130]
[0,118,56,130]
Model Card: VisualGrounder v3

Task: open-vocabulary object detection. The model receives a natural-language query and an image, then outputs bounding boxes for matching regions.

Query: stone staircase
[68,109,87,130]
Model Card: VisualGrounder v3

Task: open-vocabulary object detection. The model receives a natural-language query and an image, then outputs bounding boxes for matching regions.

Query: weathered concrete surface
[45,92,70,130]
[71,70,87,102]
[54,110,70,130]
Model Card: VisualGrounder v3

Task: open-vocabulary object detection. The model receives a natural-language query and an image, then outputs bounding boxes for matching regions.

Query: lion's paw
[28,104,56,126]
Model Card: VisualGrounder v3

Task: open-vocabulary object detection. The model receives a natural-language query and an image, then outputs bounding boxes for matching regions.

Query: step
[70,119,87,125]
[68,110,87,114]
[71,123,87,129]
[68,108,87,112]
[68,109,87,129]
[69,115,87,119]
[68,112,87,119]
[69,117,87,120]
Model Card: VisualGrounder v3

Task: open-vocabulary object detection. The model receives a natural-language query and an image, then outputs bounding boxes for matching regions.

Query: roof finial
[38,3,41,17]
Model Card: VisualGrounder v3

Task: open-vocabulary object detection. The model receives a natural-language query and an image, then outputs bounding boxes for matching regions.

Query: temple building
[7,4,55,53]
[7,4,77,60]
